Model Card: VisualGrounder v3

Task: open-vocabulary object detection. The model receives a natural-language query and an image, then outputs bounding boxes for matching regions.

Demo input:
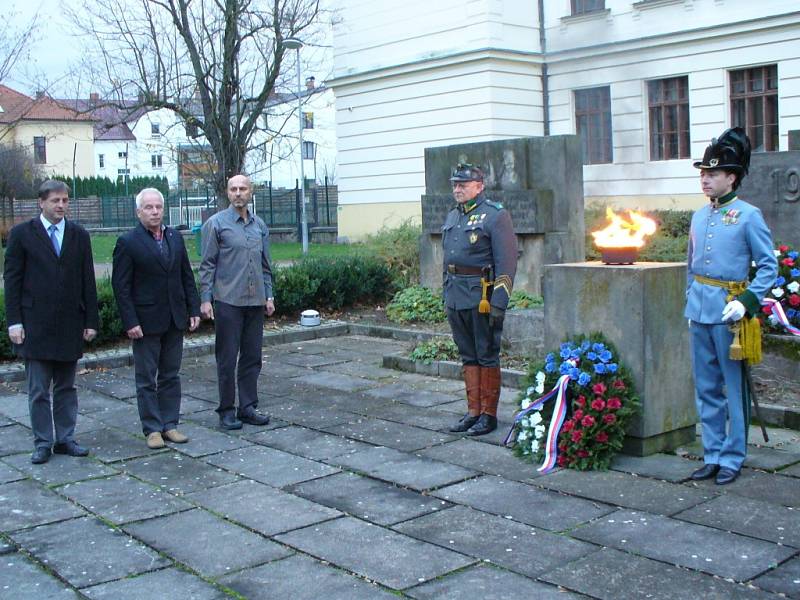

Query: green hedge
[51,175,169,198]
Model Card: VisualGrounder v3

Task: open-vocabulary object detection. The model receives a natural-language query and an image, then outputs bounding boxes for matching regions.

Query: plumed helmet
[693,127,751,176]
[449,163,485,182]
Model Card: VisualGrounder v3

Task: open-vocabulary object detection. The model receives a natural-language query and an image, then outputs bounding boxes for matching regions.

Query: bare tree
[68,0,324,204]
[0,8,38,85]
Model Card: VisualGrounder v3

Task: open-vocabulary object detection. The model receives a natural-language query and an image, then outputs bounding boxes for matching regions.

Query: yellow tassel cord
[479,277,492,314]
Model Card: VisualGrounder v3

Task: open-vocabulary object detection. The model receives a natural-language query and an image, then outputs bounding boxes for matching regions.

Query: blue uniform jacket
[685,197,777,324]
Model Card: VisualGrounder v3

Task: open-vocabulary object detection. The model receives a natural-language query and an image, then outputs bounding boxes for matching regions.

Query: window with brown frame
[575,86,612,164]
[730,65,778,152]
[648,76,690,160]
[33,136,47,164]
[571,0,604,15]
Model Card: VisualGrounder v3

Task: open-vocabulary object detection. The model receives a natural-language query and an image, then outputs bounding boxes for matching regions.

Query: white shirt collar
[40,214,65,233]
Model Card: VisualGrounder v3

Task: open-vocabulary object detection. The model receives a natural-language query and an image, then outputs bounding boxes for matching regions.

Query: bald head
[227,174,252,211]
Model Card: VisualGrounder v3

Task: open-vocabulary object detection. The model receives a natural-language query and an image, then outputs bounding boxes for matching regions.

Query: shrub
[386,285,446,323]
[409,337,459,364]
[364,219,421,288]
[89,277,124,347]
[508,290,544,310]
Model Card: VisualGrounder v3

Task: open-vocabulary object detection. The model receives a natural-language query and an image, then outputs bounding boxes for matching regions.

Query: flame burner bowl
[599,247,639,265]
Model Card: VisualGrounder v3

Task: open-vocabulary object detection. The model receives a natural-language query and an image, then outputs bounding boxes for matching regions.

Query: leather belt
[447,264,485,275]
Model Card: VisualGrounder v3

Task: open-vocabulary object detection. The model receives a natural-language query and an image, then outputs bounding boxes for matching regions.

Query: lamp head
[283,37,303,50]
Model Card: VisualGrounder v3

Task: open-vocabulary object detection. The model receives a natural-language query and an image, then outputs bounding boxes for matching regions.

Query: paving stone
[89,402,144,435]
[542,547,776,600]
[394,505,597,579]
[276,353,350,369]
[169,423,253,458]
[3,453,117,486]
[419,438,542,481]
[74,391,124,414]
[58,474,192,524]
[72,414,108,436]
[183,409,288,433]
[0,459,26,484]
[0,479,85,531]
[12,516,168,588]
[753,556,800,598]
[0,415,13,427]
[275,516,473,590]
[571,509,795,581]
[365,382,458,407]
[0,539,13,555]
[675,494,800,547]
[687,469,800,508]
[244,425,373,460]
[294,370,376,393]
[257,362,314,380]
[79,428,165,462]
[186,479,340,535]
[318,335,407,354]
[205,445,339,487]
[537,468,713,515]
[781,462,800,478]
[324,417,455,451]
[124,509,291,577]
[0,552,80,599]
[323,392,396,415]
[327,446,477,491]
[178,396,218,415]
[255,377,324,398]
[433,476,613,531]
[0,424,32,456]
[611,453,701,482]
[744,446,800,471]
[219,553,397,599]
[121,452,240,495]
[406,563,587,600]
[76,372,137,399]
[0,393,29,418]
[266,402,357,429]
[289,472,450,525]
[368,402,456,431]
[319,360,399,380]
[82,567,228,599]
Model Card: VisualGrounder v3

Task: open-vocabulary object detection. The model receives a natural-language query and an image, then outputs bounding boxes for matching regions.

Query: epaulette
[485,200,504,210]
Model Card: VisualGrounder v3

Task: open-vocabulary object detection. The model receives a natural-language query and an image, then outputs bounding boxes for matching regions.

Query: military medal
[469,232,478,244]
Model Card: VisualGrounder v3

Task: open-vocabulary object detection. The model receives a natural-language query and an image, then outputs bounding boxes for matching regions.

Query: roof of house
[0,84,95,125]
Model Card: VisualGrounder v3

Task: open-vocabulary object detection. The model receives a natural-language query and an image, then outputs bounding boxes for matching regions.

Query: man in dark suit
[112,188,200,449]
[4,180,99,464]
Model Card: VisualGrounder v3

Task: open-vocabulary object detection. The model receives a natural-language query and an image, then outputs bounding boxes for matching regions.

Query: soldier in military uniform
[686,128,777,485]
[443,164,517,436]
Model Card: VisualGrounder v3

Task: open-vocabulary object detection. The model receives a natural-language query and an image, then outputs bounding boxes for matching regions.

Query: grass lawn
[90,233,362,264]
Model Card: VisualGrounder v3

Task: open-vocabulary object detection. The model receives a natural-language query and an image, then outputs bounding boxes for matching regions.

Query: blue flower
[594,363,607,374]
[599,350,613,363]
[580,340,591,352]
[608,363,618,373]
[789,251,799,260]
[592,343,606,353]
[586,351,597,361]
[545,353,555,364]
[578,372,591,386]
[560,347,571,359]
[787,308,797,319]
[559,362,571,375]
[775,276,786,286]
[570,349,581,360]
[792,268,800,278]
[545,362,556,373]
[568,367,580,380]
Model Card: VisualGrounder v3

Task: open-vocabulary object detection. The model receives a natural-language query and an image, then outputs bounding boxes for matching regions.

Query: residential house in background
[0,84,95,179]
[329,0,800,239]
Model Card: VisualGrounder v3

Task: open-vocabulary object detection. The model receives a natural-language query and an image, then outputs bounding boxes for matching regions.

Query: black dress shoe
[690,463,720,480]
[466,414,498,436]
[31,447,51,464]
[219,413,243,430]
[53,441,89,457]
[238,409,270,426]
[715,467,740,485]
[449,413,479,433]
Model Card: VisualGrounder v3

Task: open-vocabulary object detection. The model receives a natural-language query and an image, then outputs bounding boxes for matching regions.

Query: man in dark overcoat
[112,188,200,449]
[4,179,99,464]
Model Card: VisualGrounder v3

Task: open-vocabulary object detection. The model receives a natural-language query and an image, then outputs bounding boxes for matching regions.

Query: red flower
[575,395,587,407]
[574,409,584,420]
[557,455,568,467]
[562,420,574,432]
[603,413,617,424]
[779,244,789,253]
[595,431,609,443]
[591,398,606,411]
[762,305,774,315]
[571,429,583,443]
[581,415,596,427]
[577,449,590,458]
[558,443,567,452]
[612,379,626,390]
[592,383,607,396]
[790,294,800,307]
[607,397,622,410]
[783,258,795,267]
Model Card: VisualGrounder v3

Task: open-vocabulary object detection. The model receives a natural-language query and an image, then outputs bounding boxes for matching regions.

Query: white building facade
[330,0,800,239]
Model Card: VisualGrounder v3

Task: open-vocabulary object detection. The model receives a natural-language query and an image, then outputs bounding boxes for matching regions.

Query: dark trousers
[25,359,79,449]
[446,307,503,367]
[214,301,264,416]
[132,325,184,435]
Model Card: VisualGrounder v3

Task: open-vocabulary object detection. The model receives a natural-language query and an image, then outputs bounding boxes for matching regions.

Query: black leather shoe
[690,463,720,481]
[219,413,243,430]
[715,467,740,485]
[238,409,270,426]
[466,414,498,436]
[53,441,89,457]
[31,447,51,464]
[449,413,479,433]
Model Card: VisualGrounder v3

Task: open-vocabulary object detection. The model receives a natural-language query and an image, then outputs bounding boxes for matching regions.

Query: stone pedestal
[543,262,696,456]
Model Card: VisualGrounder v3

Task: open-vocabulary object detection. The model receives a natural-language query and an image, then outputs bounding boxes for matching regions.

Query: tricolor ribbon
[763,298,800,337]
[504,374,571,473]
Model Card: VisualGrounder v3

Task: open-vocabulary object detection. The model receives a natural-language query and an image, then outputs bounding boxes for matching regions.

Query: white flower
[531,440,540,453]
[521,398,532,410]
[768,314,779,326]
[788,281,800,294]
[536,371,546,384]
[526,386,535,396]
[534,425,546,439]
[530,411,543,426]
[774,249,781,257]
[772,287,785,298]
[520,417,530,428]
[517,430,529,442]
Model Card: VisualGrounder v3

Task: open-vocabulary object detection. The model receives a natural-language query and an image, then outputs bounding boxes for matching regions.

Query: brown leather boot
[467,366,501,436]
[449,365,481,432]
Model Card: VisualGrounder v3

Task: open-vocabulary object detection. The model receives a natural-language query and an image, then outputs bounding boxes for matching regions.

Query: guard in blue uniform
[686,128,777,485]
[443,164,517,436]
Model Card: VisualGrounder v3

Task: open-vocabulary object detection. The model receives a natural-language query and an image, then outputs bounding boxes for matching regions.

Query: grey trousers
[446,307,503,367]
[132,325,184,436]
[214,301,264,416]
[25,359,79,449]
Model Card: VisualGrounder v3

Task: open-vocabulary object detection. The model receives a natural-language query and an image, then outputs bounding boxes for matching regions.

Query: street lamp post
[283,37,308,254]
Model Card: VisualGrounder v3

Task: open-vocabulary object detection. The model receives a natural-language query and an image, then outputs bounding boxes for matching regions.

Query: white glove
[721,300,746,322]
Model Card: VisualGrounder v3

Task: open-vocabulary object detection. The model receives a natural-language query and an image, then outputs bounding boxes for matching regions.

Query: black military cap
[449,163,484,182]
[693,127,751,175]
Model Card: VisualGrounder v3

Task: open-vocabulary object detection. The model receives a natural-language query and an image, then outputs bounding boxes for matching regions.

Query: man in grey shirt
[200,174,275,429]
